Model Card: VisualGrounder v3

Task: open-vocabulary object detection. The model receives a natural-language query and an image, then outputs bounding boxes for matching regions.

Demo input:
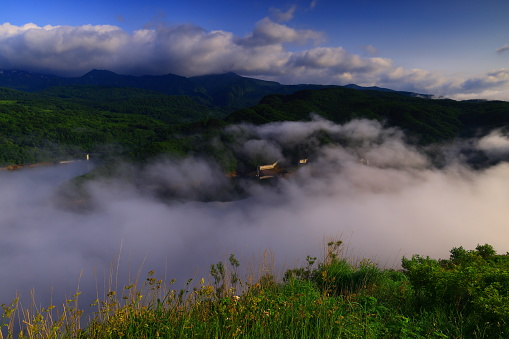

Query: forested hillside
[1,75,509,167]
[0,88,169,165]
[0,69,332,112]
[227,87,509,144]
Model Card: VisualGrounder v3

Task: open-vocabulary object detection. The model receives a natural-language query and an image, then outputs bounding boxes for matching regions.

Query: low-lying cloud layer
[2,119,509,310]
[1,20,509,100]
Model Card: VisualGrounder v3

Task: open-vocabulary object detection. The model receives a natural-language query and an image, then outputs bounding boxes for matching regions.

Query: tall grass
[2,242,508,338]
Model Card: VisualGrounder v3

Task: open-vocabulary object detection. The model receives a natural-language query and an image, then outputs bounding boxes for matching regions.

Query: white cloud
[288,47,391,73]
[477,130,509,158]
[450,88,509,101]
[270,5,297,22]
[0,23,130,75]
[434,69,509,100]
[463,69,509,89]
[237,17,323,47]
[496,44,509,54]
[363,44,378,56]
[0,21,508,100]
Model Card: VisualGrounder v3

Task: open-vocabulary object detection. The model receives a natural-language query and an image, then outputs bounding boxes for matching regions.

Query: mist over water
[2,118,509,310]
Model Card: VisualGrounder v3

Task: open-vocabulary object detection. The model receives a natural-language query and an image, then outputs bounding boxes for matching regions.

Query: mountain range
[0,69,432,112]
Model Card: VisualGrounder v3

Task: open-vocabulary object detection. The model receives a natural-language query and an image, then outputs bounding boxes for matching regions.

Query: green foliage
[3,82,509,168]
[0,90,177,165]
[314,258,383,296]
[3,243,509,338]
[226,87,509,145]
[40,85,224,123]
[402,244,509,337]
[0,87,241,167]
[209,254,242,300]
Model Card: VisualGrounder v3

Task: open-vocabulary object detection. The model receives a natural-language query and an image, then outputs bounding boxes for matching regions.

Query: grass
[2,242,509,338]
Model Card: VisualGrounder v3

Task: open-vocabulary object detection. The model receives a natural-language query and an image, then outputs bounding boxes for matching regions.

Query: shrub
[402,244,509,337]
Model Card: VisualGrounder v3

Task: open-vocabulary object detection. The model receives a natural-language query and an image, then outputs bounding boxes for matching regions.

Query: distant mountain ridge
[0,69,433,111]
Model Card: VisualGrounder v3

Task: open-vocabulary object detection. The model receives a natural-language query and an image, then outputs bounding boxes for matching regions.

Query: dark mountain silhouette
[0,69,431,112]
[75,70,196,95]
[0,69,61,91]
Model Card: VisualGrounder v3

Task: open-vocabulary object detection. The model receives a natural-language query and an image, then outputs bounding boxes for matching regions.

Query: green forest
[0,86,215,166]
[1,81,509,168]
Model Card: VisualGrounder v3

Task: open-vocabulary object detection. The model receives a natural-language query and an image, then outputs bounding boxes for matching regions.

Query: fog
[2,118,509,311]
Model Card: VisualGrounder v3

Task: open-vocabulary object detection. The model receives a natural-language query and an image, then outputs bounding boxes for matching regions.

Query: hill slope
[226,87,509,144]
[2,75,509,167]
[0,69,335,112]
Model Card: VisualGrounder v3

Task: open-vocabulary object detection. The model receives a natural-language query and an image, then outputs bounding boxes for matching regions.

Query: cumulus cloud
[0,21,508,99]
[375,67,509,101]
[0,23,130,74]
[270,5,297,22]
[0,21,390,81]
[496,44,509,54]
[0,20,319,77]
[289,47,391,74]
[363,44,378,56]
[432,69,509,101]
[458,69,509,91]
[237,17,323,47]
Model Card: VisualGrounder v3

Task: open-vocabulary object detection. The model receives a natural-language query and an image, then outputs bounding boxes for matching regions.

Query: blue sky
[1,0,509,100]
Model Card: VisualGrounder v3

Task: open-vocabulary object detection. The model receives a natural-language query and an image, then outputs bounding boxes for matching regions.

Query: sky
[1,0,509,100]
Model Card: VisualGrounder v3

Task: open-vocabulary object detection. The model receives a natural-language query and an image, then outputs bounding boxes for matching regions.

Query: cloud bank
[1,21,508,100]
[2,119,509,311]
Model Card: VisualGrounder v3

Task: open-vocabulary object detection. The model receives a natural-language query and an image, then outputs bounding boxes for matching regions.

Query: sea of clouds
[2,118,509,310]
